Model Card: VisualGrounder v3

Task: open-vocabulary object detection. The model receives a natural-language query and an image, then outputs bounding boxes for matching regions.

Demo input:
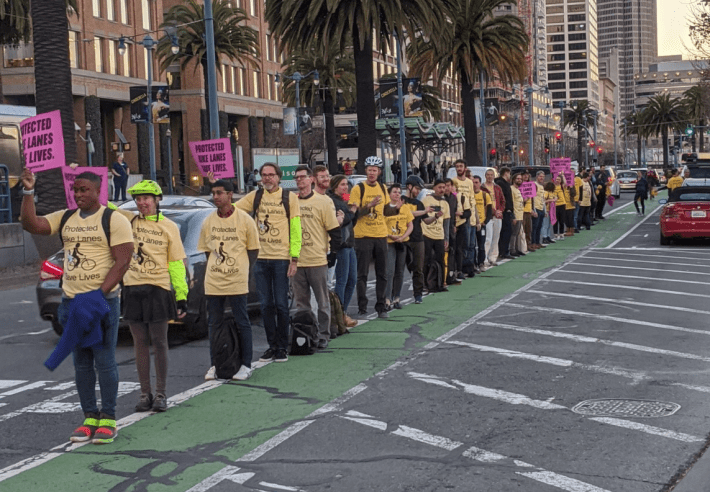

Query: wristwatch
[22,187,35,195]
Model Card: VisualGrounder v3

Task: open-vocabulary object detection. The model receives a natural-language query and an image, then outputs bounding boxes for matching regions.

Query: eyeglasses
[260,173,277,178]
[295,175,310,180]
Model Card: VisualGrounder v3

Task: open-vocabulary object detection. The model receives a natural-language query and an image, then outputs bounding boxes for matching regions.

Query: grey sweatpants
[292,265,332,342]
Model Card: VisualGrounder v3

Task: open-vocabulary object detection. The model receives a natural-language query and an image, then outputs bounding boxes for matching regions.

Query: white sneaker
[232,365,253,381]
[204,366,216,381]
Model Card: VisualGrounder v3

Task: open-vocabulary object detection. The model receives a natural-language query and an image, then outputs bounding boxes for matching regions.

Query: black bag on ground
[211,317,241,379]
[425,261,444,292]
[329,290,348,336]
[290,310,318,355]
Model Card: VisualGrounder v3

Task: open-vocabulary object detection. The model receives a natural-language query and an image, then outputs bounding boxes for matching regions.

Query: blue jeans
[253,259,290,352]
[59,296,120,417]
[206,295,253,368]
[541,212,552,240]
[573,202,580,229]
[531,208,545,244]
[334,247,356,312]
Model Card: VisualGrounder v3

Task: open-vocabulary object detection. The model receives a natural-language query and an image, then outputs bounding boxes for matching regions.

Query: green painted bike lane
[1,201,644,492]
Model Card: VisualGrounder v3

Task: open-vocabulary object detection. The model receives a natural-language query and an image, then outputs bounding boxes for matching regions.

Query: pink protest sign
[519,182,537,200]
[188,138,235,179]
[62,167,109,209]
[563,170,575,186]
[20,110,65,172]
[549,200,557,226]
[549,157,570,175]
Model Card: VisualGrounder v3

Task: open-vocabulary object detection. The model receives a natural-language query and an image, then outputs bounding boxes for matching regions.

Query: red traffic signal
[588,140,596,147]
[490,148,497,156]
[544,147,550,154]
[597,147,603,154]
[554,131,562,141]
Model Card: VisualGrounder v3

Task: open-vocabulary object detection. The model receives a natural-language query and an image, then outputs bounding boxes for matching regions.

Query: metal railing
[0,165,12,223]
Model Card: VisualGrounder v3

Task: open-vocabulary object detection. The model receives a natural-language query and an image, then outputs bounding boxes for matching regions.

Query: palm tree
[407,0,528,165]
[280,45,355,172]
[682,84,710,152]
[562,100,594,166]
[1,0,31,45]
[641,93,685,169]
[266,0,446,172]
[621,110,647,168]
[156,0,260,121]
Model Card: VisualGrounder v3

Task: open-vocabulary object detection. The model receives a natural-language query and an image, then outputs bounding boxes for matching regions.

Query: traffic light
[597,147,603,154]
[554,131,562,141]
[686,126,695,137]
[499,114,507,123]
[588,140,595,148]
[490,148,497,158]
[544,136,550,154]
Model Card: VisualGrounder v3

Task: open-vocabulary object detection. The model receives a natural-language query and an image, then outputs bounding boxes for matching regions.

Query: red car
[659,186,710,244]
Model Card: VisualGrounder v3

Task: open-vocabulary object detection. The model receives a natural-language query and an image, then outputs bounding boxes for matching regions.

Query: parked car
[616,170,639,191]
[446,166,498,181]
[659,186,710,244]
[347,174,368,190]
[681,178,710,187]
[510,166,551,182]
[604,166,621,199]
[37,201,265,339]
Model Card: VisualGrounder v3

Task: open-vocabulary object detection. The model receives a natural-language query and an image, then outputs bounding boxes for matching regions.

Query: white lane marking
[446,340,648,383]
[601,247,710,256]
[584,255,710,269]
[308,383,367,417]
[0,328,52,342]
[239,420,315,462]
[258,482,304,491]
[557,270,710,287]
[341,416,388,431]
[0,390,76,423]
[527,290,710,317]
[44,382,76,391]
[344,413,612,492]
[606,203,664,248]
[604,200,636,216]
[478,321,710,362]
[408,372,567,410]
[644,234,649,238]
[186,466,253,492]
[408,372,702,443]
[0,380,27,390]
[588,417,703,443]
[516,471,612,492]
[507,302,710,337]
[10,300,33,305]
[540,279,710,299]
[391,425,463,451]
[567,262,710,277]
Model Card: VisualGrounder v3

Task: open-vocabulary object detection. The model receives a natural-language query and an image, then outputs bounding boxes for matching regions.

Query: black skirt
[123,285,177,323]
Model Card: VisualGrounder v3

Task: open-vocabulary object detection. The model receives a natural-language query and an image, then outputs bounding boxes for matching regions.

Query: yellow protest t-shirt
[197,208,260,296]
[236,187,300,260]
[667,176,684,191]
[544,190,555,212]
[581,181,592,206]
[554,185,567,207]
[298,192,340,267]
[46,207,133,299]
[473,190,491,224]
[348,182,390,238]
[420,195,450,240]
[575,176,583,200]
[455,193,472,228]
[119,213,186,291]
[452,177,475,225]
[386,205,414,243]
[564,187,575,210]
[523,194,533,213]
[533,182,545,210]
[511,186,524,220]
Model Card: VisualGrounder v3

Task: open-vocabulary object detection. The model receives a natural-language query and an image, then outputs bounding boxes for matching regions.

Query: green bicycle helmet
[128,180,163,198]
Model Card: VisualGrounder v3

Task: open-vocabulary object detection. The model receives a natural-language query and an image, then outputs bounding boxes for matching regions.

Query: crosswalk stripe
[0,381,52,399]
[585,254,710,269]
[557,269,710,287]
[0,381,27,391]
[569,262,710,277]
[540,279,710,299]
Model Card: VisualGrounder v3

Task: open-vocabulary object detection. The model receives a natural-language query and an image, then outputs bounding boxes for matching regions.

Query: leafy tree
[682,84,710,152]
[156,0,260,117]
[407,0,528,165]
[621,110,648,168]
[640,93,685,169]
[266,0,447,172]
[562,100,595,166]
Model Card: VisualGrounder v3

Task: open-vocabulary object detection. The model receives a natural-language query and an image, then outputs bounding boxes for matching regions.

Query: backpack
[329,290,348,336]
[210,316,241,379]
[252,187,291,236]
[426,260,444,292]
[289,310,318,355]
[357,182,387,209]
[59,207,114,247]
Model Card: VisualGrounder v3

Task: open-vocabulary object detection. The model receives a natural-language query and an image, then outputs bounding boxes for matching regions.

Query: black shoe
[329,333,339,340]
[358,309,367,316]
[317,339,328,349]
[274,349,288,362]
[378,311,390,319]
[259,348,276,362]
[152,394,167,413]
[392,302,402,310]
[135,393,153,412]
[574,229,581,233]
[456,273,466,281]
[509,252,521,257]
[501,255,515,260]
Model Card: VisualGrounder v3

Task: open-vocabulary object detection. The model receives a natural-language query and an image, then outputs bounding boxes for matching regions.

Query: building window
[265,34,272,61]
[548,82,566,90]
[548,54,565,61]
[548,63,565,71]
[120,0,129,24]
[122,44,131,76]
[106,0,115,21]
[267,73,273,100]
[230,66,236,94]
[568,33,586,41]
[569,42,586,51]
[142,0,151,30]
[69,31,80,69]
[108,39,117,74]
[94,37,103,72]
[252,70,261,98]
[569,71,587,79]
[239,68,246,95]
[221,65,228,92]
[570,90,588,98]
[92,0,101,17]
[568,14,586,22]
[548,34,565,42]
[569,52,587,60]
[569,62,587,70]
[570,81,587,89]
[249,0,257,16]
[551,91,567,100]
[548,72,566,80]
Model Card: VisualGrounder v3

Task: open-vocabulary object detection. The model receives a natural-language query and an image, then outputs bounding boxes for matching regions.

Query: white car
[616,170,639,191]
[446,166,498,181]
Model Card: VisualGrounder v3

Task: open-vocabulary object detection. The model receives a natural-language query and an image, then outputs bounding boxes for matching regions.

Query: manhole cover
[571,399,681,418]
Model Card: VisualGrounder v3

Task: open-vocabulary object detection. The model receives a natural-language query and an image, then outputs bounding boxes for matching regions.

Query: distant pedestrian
[634,171,649,216]
[111,152,130,201]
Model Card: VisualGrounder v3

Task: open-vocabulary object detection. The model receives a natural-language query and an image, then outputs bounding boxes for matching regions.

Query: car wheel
[614,194,620,199]
[660,231,671,245]
[184,298,209,340]
[51,319,63,336]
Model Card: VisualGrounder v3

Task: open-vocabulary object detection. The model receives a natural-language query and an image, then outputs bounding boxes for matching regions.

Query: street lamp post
[480,71,487,167]
[509,120,513,164]
[166,129,173,195]
[119,33,179,182]
[613,114,618,168]
[203,0,220,139]
[85,122,92,167]
[276,70,319,164]
[558,101,565,158]
[623,121,629,168]
[592,110,598,166]
[526,87,534,167]
[515,114,520,166]
[396,32,408,185]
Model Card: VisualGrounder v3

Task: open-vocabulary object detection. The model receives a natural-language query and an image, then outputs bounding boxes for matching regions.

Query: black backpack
[290,310,318,356]
[252,187,291,236]
[211,317,241,379]
[426,260,444,292]
[59,207,114,247]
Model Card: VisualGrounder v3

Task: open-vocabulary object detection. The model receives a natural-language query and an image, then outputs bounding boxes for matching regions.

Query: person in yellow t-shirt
[421,179,451,292]
[115,180,188,413]
[235,162,300,363]
[199,179,260,380]
[20,169,133,445]
[292,165,342,348]
[577,172,593,230]
[451,159,476,275]
[450,180,472,281]
[472,175,493,270]
[553,173,567,240]
[531,171,546,249]
[348,156,395,318]
[666,169,684,196]
[521,171,534,252]
[385,183,413,310]
[509,173,525,256]
[542,181,558,243]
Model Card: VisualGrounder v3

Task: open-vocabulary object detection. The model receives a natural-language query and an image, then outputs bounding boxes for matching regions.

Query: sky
[657,0,694,58]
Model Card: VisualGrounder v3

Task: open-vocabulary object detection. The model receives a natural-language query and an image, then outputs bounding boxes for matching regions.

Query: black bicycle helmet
[405,175,426,189]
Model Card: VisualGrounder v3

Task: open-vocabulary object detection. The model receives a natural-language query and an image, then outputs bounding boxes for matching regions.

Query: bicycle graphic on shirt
[258,214,280,237]
[66,243,96,271]
[214,242,236,266]
[133,242,157,270]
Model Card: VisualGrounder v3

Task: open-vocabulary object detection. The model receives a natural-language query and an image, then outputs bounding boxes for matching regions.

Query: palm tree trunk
[701,119,705,152]
[353,27,377,174]
[662,128,669,169]
[577,123,583,166]
[461,72,481,166]
[31,0,78,215]
[323,90,338,174]
[637,136,642,167]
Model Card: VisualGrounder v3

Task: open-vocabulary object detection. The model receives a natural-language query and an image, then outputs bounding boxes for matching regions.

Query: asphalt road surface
[10,191,710,491]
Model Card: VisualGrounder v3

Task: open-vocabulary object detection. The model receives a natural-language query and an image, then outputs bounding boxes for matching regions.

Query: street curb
[670,440,710,492]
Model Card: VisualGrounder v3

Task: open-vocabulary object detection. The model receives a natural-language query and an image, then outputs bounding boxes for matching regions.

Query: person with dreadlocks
[112,180,188,413]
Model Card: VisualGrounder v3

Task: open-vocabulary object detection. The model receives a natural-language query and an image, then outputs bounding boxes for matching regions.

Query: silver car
[616,170,639,191]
